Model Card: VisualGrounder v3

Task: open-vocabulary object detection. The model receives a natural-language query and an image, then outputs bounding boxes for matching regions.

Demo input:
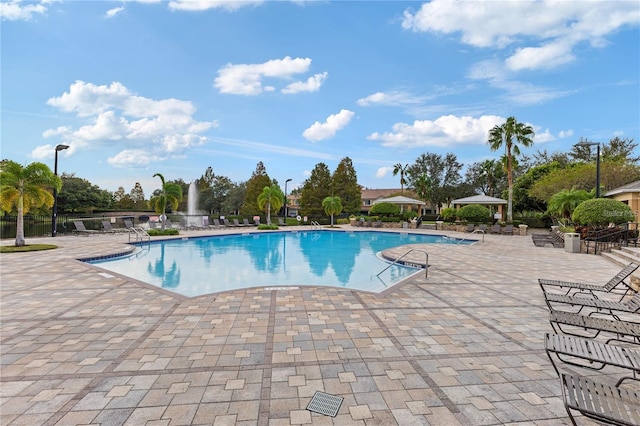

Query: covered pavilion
[451,194,507,219]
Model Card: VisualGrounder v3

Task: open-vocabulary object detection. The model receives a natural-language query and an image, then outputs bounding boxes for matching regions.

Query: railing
[310,221,321,229]
[583,223,638,254]
[128,227,150,242]
[377,248,429,279]
[456,229,485,243]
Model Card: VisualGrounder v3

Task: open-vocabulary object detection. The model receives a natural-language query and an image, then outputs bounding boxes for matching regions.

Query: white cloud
[38,80,217,167]
[215,56,327,95]
[107,149,164,168]
[402,0,640,71]
[168,0,263,12]
[357,90,426,107]
[302,109,355,142]
[367,115,504,148]
[0,0,47,21]
[533,128,555,144]
[282,72,328,94]
[558,129,574,139]
[376,166,393,178]
[30,144,57,160]
[105,6,124,18]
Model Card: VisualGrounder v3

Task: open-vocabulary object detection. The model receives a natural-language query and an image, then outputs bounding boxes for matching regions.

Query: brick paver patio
[1,226,633,425]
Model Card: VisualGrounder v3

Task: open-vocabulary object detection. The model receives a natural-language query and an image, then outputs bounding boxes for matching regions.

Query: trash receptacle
[564,233,580,253]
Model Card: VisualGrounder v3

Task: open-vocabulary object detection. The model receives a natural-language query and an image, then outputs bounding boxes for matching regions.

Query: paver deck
[1,226,638,425]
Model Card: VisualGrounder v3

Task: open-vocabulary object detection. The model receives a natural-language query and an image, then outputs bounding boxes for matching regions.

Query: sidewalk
[0,228,620,425]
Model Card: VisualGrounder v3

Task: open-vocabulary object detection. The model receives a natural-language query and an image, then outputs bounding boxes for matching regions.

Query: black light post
[284,178,292,218]
[575,141,601,198]
[51,144,69,237]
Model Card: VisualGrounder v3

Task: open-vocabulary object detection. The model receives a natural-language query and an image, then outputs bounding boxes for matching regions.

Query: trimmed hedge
[572,198,634,227]
[457,205,491,224]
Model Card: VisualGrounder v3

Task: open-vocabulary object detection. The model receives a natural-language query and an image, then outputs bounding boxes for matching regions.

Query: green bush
[457,205,491,224]
[257,224,279,230]
[440,207,457,222]
[572,198,634,227]
[369,202,400,217]
[148,229,179,236]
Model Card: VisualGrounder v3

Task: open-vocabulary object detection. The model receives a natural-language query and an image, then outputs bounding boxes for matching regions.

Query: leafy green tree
[129,182,146,209]
[0,160,61,246]
[410,173,433,212]
[322,196,343,226]
[572,198,634,227]
[393,163,409,193]
[407,152,462,212]
[222,181,246,216]
[257,184,284,224]
[570,137,639,163]
[546,188,593,220]
[369,202,400,217]
[457,205,490,224]
[465,159,505,197]
[56,173,112,213]
[332,157,361,214]
[243,162,272,215]
[299,162,332,217]
[487,116,535,223]
[149,173,183,230]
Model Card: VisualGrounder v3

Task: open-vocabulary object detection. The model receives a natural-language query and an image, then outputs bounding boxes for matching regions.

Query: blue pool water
[88,230,473,297]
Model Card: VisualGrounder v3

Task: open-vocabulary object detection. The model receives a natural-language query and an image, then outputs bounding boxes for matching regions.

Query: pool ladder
[377,248,429,279]
[128,226,151,242]
[457,229,485,243]
[310,221,321,229]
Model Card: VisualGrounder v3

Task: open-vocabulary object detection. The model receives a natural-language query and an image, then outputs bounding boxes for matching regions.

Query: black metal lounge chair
[243,218,252,227]
[102,220,126,233]
[539,263,639,299]
[72,220,100,236]
[465,224,475,232]
[544,333,640,385]
[543,291,640,319]
[503,224,514,235]
[124,219,134,229]
[549,310,640,344]
[559,373,640,426]
[532,231,564,248]
[233,218,246,227]
[489,224,501,234]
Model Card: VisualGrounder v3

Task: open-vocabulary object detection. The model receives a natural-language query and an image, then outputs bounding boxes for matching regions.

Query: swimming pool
[88,230,473,297]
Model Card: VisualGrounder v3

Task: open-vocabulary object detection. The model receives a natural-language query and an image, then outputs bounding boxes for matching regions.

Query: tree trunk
[15,197,25,247]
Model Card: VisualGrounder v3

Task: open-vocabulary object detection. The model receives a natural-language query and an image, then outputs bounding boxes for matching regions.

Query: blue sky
[1,0,639,195]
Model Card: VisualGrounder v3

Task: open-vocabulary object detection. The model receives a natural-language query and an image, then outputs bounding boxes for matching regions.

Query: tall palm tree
[149,173,183,230]
[0,160,61,246]
[257,184,284,225]
[487,116,534,223]
[410,173,432,215]
[322,196,343,226]
[392,163,409,193]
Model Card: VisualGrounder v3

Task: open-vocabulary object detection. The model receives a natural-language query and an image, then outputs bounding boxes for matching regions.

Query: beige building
[605,180,640,222]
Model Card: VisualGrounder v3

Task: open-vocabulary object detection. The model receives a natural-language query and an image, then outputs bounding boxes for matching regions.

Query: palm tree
[410,173,432,214]
[149,173,183,230]
[322,196,343,226]
[0,160,61,246]
[257,184,284,225]
[392,163,409,193]
[547,188,593,222]
[487,116,534,223]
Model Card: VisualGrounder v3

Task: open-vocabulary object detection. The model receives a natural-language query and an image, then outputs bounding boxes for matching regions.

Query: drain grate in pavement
[306,391,343,417]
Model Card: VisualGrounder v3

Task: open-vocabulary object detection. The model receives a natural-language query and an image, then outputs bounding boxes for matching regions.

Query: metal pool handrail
[377,248,429,279]
[456,229,485,243]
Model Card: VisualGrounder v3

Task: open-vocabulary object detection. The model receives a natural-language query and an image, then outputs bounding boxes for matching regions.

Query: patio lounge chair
[532,231,564,248]
[543,291,640,318]
[124,219,135,229]
[558,373,640,426]
[503,224,514,235]
[243,218,252,227]
[213,218,224,229]
[549,310,640,344]
[278,217,286,226]
[254,218,261,226]
[102,220,126,233]
[72,221,100,236]
[489,224,501,234]
[465,224,475,232]
[233,218,245,227]
[478,224,487,233]
[544,333,640,384]
[539,263,639,299]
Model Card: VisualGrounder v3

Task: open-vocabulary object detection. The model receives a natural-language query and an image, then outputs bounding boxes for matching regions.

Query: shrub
[457,205,491,224]
[571,198,634,227]
[440,207,457,222]
[369,202,400,217]
[257,224,279,230]
[148,229,179,236]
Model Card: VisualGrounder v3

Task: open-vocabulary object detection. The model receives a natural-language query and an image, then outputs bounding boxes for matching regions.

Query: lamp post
[575,141,601,198]
[51,144,69,237]
[284,178,292,218]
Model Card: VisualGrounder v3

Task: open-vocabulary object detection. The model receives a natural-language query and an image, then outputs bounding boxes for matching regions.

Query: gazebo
[373,195,426,214]
[451,194,507,220]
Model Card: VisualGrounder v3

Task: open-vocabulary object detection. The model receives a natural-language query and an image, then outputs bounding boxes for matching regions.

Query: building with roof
[605,180,640,222]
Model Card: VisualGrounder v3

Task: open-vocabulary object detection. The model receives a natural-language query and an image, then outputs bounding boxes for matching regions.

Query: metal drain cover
[306,391,343,417]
